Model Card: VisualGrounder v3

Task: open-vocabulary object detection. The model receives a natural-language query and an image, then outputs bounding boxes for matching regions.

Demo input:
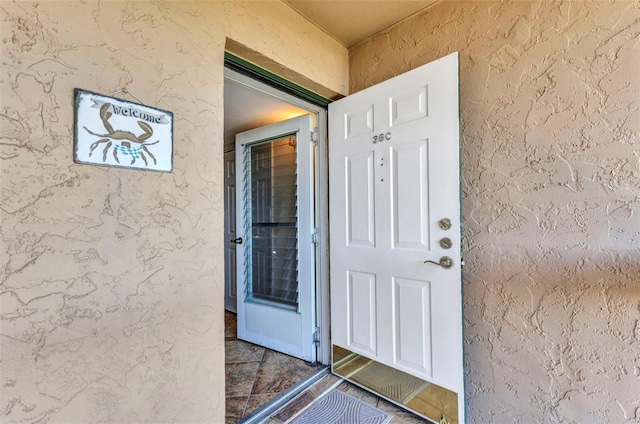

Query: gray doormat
[289,389,392,424]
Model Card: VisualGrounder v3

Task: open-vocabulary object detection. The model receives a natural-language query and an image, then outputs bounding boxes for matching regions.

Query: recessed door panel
[345,105,374,139]
[391,140,429,250]
[347,270,377,356]
[226,247,237,297]
[346,151,376,247]
[390,86,428,127]
[226,156,237,230]
[394,277,432,377]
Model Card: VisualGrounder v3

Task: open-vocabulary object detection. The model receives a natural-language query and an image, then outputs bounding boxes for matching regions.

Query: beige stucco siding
[0,1,346,423]
[350,0,640,422]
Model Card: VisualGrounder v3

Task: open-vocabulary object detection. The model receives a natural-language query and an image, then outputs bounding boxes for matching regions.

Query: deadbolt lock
[439,237,452,249]
[438,218,452,230]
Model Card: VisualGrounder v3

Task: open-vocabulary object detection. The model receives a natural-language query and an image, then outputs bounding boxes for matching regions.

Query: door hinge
[311,127,318,145]
[313,327,321,346]
[311,228,319,246]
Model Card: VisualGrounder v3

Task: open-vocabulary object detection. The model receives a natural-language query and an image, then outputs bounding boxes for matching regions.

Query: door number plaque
[373,132,391,143]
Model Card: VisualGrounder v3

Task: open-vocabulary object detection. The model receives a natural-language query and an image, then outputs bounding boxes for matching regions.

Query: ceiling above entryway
[225,1,441,147]
[283,0,439,47]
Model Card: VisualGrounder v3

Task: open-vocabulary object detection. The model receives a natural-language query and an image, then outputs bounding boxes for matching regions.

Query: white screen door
[329,52,464,423]
[235,114,316,363]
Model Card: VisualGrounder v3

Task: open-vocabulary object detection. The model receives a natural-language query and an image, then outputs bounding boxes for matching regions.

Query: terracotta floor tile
[225,395,249,423]
[225,311,237,340]
[251,350,319,394]
[226,361,259,397]
[225,339,265,364]
[224,311,356,422]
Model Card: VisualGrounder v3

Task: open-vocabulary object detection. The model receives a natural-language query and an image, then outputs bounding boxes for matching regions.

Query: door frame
[223,61,331,365]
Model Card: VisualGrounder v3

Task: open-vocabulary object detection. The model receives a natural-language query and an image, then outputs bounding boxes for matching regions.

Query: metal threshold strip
[239,367,332,424]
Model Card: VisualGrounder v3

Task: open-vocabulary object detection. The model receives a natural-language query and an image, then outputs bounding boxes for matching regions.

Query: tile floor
[225,311,431,423]
[225,311,322,423]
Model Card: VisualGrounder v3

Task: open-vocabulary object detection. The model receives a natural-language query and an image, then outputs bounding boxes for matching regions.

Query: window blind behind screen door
[243,134,299,310]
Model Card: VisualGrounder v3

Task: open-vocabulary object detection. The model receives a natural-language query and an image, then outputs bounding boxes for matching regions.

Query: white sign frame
[74,89,173,172]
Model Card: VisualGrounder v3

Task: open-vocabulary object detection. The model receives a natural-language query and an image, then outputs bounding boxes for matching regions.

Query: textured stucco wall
[0,1,346,423]
[351,1,640,422]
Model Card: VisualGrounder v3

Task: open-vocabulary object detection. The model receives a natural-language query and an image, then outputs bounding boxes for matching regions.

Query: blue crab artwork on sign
[84,102,159,166]
[74,89,173,172]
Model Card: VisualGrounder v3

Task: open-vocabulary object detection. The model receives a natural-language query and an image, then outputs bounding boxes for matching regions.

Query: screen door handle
[230,237,243,244]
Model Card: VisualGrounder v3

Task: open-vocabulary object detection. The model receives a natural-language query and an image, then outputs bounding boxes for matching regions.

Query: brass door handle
[424,256,453,269]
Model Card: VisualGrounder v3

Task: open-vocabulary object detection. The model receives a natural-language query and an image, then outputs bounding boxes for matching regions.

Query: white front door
[224,150,237,313]
[235,114,317,363]
[329,53,464,423]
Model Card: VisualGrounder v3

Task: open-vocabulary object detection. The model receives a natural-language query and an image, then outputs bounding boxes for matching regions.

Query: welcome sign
[74,89,173,172]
